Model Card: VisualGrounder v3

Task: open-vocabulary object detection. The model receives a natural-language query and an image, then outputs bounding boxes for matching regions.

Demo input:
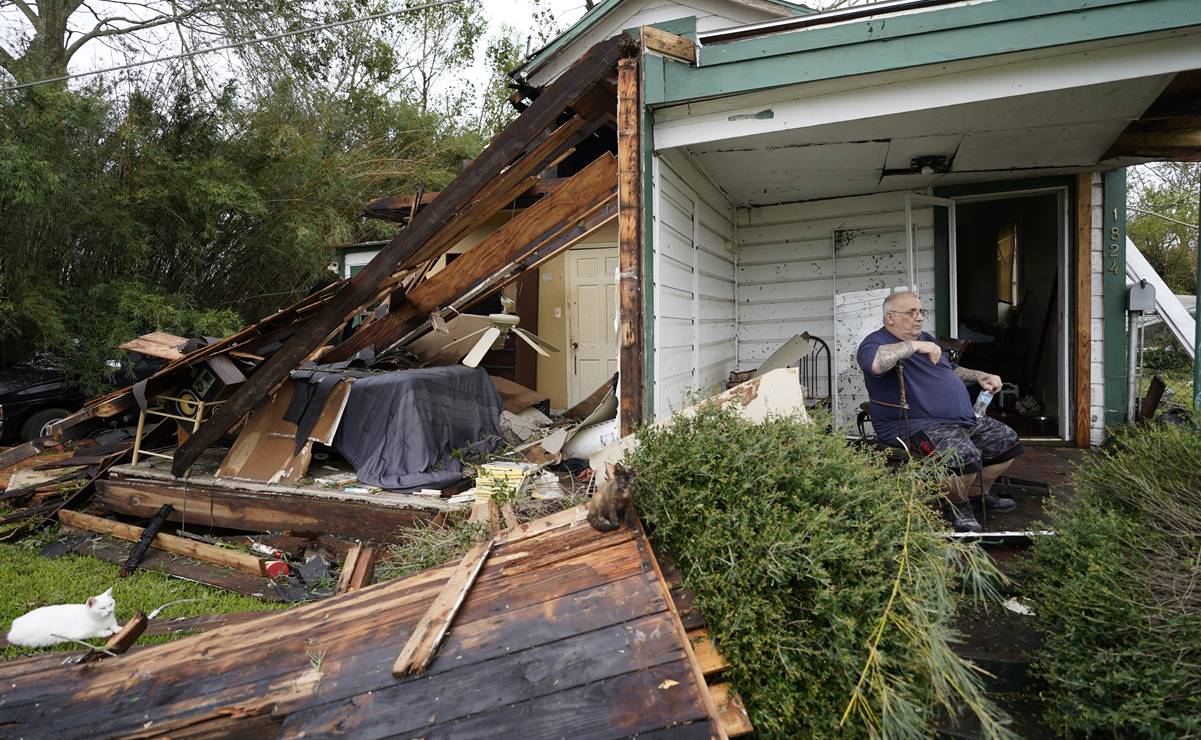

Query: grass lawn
[1,526,285,661]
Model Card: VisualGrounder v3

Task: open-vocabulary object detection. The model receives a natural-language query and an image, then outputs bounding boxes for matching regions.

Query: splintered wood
[0,506,722,737]
[392,538,494,677]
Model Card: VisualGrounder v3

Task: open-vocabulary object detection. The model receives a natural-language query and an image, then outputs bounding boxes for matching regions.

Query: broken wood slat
[0,501,61,526]
[0,439,52,473]
[334,543,378,595]
[0,470,84,501]
[33,455,107,469]
[120,504,174,577]
[617,55,645,437]
[119,332,188,361]
[78,612,149,664]
[500,501,519,529]
[169,35,636,478]
[58,509,269,577]
[95,477,441,544]
[56,533,285,601]
[0,448,130,543]
[1139,374,1167,422]
[640,25,697,63]
[364,178,570,223]
[688,628,730,676]
[708,682,754,737]
[393,538,494,677]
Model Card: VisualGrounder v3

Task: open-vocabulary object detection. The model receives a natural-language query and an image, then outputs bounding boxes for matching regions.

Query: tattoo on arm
[871,341,915,375]
[954,366,985,384]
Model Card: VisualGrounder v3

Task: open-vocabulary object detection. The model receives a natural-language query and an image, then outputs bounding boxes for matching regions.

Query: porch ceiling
[681,75,1173,206]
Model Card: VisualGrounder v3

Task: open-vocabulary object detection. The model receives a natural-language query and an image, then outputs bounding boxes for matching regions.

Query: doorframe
[934,181,1074,442]
[565,243,620,407]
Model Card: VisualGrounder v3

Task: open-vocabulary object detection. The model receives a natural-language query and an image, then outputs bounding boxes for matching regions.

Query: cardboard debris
[500,407,554,444]
[119,331,189,361]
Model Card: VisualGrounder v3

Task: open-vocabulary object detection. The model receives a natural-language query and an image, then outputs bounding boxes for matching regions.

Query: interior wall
[735,192,937,427]
[652,149,738,418]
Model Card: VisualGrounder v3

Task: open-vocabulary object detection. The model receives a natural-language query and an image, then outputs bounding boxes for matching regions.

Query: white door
[566,247,620,406]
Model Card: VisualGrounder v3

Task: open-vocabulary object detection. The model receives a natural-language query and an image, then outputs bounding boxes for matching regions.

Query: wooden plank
[393,538,493,676]
[0,439,51,474]
[409,657,716,739]
[335,543,378,595]
[119,332,187,361]
[293,613,691,739]
[58,509,269,576]
[60,531,284,600]
[688,628,730,676]
[170,36,635,477]
[1075,172,1093,447]
[95,478,437,544]
[636,517,729,740]
[79,612,148,663]
[708,682,754,737]
[617,56,645,437]
[641,25,697,63]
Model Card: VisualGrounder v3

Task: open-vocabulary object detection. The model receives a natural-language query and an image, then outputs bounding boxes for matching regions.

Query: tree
[1128,162,1199,295]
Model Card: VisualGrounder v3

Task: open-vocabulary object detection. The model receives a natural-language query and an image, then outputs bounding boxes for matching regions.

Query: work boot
[942,499,982,533]
[972,492,1017,513]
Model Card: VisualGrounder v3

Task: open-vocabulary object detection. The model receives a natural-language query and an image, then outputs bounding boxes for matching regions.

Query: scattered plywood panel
[215,379,349,484]
[0,508,719,737]
[119,332,188,360]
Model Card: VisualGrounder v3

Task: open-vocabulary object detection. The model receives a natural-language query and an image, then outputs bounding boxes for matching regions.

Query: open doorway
[953,190,1068,440]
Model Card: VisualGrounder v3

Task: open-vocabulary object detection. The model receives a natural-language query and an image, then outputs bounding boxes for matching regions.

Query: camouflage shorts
[909,416,1024,474]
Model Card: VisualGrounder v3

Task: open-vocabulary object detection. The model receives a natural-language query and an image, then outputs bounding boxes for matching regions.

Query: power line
[1,0,464,93]
[1129,206,1200,231]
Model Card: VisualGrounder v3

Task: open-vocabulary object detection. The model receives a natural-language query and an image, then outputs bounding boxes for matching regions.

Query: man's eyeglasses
[888,308,929,319]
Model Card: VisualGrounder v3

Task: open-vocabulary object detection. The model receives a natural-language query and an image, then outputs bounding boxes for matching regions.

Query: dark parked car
[0,354,165,443]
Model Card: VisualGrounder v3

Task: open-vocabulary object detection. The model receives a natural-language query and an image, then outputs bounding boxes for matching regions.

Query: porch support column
[1194,174,1201,410]
[1074,174,1093,447]
[617,57,645,436]
[1102,169,1128,428]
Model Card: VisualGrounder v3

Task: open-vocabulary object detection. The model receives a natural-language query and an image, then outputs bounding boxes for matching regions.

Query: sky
[0,0,592,93]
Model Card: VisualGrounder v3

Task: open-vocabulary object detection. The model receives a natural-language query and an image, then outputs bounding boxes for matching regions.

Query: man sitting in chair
[857,290,1023,533]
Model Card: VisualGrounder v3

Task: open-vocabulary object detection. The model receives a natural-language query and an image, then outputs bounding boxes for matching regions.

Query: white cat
[6,588,122,648]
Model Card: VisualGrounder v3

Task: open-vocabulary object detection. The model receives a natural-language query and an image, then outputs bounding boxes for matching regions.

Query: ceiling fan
[437,296,560,368]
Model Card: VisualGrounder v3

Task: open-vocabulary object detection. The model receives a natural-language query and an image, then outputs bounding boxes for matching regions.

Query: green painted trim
[642,82,656,422]
[933,208,949,338]
[517,0,621,81]
[1102,169,1128,428]
[651,0,1201,104]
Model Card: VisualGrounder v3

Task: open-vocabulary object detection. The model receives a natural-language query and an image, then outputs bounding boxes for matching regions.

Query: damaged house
[3,0,1201,735]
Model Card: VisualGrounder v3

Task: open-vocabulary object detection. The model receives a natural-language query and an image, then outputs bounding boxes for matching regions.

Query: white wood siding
[527,0,785,87]
[653,150,737,418]
[1089,172,1105,445]
[736,192,937,427]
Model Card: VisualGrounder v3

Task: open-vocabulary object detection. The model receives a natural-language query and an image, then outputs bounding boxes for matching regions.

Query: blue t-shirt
[856,328,974,444]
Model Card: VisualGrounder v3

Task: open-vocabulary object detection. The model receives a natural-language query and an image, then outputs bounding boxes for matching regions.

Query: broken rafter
[327,153,620,362]
[392,538,494,677]
[169,35,638,477]
[640,25,696,64]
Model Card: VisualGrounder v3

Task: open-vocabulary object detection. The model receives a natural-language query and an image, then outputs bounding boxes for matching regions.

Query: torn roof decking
[0,507,723,739]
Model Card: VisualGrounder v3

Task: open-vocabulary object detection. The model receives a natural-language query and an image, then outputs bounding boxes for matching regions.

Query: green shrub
[1028,420,1201,737]
[626,405,1010,739]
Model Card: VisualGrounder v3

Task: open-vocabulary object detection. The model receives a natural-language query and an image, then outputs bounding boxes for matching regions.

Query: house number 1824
[1108,211,1120,275]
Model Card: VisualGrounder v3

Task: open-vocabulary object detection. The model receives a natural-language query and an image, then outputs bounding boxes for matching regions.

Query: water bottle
[973,389,994,418]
